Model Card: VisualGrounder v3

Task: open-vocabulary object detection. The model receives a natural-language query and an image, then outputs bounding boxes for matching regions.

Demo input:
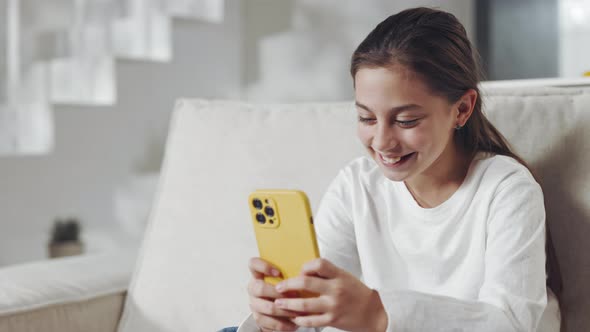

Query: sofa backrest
[482,87,590,332]
[118,88,590,332]
[117,100,366,332]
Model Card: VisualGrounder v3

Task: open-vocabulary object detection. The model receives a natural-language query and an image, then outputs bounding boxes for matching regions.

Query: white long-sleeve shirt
[239,153,559,332]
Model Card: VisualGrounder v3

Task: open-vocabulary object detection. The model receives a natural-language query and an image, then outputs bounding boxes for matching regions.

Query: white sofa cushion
[0,250,135,332]
[119,89,590,331]
[118,100,365,332]
[0,250,135,315]
[482,87,590,331]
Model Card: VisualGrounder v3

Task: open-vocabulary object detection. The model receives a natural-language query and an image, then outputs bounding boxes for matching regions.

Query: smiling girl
[240,7,560,332]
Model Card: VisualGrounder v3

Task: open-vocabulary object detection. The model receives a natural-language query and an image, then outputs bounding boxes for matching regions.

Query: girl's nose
[372,123,399,152]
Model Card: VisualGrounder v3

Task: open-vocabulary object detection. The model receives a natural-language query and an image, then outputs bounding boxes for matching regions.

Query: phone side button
[310,217,314,224]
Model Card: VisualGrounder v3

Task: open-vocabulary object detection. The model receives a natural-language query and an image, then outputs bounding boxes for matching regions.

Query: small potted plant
[48,217,84,258]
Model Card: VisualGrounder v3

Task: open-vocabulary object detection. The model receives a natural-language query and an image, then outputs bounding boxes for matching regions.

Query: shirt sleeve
[378,178,548,332]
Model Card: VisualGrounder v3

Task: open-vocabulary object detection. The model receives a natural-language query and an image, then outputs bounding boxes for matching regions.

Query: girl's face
[354,66,468,183]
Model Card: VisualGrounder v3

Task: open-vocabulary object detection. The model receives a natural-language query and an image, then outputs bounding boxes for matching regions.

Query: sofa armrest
[0,250,136,332]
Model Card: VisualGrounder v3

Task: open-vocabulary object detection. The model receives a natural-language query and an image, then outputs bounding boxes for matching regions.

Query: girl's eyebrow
[355,101,422,113]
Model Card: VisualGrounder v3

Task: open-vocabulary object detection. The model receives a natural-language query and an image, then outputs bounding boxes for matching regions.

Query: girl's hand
[273,258,388,332]
[247,257,300,331]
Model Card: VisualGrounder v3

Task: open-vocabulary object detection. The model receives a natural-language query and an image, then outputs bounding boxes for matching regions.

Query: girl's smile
[377,151,416,168]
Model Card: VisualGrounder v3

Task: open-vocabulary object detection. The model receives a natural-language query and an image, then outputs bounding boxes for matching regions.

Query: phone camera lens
[264,206,275,217]
[256,213,266,224]
[252,199,263,210]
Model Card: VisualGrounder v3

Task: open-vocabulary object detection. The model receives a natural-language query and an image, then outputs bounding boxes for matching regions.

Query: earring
[455,124,462,130]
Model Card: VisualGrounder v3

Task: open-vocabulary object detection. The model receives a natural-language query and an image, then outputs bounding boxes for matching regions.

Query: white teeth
[382,155,402,164]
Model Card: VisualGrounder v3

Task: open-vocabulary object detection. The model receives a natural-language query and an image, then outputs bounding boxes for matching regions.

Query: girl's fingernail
[276,283,284,291]
[275,299,284,307]
[271,269,281,277]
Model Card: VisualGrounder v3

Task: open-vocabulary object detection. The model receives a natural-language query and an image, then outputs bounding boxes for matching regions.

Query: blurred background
[0,0,589,267]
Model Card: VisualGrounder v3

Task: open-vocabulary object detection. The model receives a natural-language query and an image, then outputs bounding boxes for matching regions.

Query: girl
[241,7,560,332]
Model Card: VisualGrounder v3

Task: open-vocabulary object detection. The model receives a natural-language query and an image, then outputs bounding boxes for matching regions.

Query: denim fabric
[217,327,238,332]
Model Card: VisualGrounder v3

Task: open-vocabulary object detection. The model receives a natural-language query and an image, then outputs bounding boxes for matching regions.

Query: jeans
[217,327,238,332]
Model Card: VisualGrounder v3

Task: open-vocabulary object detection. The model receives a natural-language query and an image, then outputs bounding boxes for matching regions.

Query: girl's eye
[358,116,375,123]
[358,116,420,127]
[396,119,418,128]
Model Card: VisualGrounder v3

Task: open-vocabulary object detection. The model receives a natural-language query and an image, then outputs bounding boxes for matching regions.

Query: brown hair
[350,7,561,294]
[350,7,527,165]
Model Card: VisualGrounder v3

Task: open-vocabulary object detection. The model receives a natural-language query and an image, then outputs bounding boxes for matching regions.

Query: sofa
[1,83,590,332]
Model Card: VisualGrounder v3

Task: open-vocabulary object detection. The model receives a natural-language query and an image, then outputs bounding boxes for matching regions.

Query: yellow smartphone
[248,189,320,289]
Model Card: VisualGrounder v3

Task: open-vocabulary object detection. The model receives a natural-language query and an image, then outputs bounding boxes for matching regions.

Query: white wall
[0,1,243,266]
[0,0,474,266]
[243,0,475,102]
[559,0,590,77]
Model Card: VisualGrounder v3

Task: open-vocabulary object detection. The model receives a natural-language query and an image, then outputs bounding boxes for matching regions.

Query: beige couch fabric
[482,87,590,331]
[0,251,135,331]
[118,100,365,332]
[0,293,126,332]
[120,89,590,331]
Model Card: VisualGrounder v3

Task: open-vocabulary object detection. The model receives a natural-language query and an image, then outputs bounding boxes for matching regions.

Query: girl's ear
[455,89,478,127]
